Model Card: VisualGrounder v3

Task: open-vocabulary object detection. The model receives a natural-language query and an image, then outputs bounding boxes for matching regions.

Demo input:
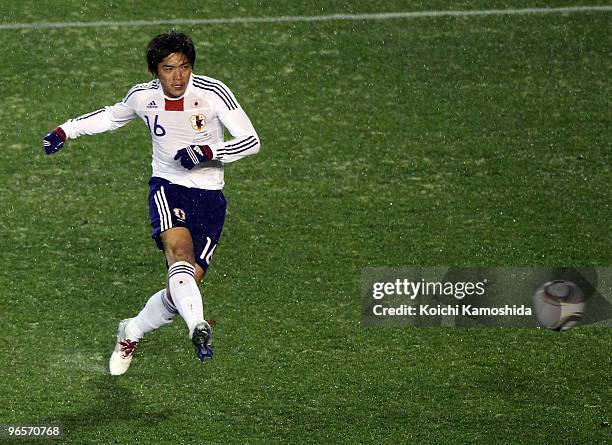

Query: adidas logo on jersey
[146,100,158,109]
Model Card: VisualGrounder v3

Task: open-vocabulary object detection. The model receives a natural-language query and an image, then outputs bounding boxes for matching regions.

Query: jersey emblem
[190,114,207,131]
[173,208,186,222]
[146,100,158,109]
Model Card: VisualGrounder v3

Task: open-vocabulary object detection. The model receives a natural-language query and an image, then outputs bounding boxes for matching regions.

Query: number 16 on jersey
[145,115,167,137]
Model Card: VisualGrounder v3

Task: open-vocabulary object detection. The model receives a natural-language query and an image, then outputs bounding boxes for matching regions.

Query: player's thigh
[160,227,196,266]
[194,264,205,283]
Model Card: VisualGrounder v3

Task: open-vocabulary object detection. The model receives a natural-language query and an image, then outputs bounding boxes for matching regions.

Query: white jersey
[61,74,260,189]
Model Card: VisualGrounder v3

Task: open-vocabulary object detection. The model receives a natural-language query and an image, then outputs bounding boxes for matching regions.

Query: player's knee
[194,264,205,284]
[161,229,195,265]
[167,247,194,265]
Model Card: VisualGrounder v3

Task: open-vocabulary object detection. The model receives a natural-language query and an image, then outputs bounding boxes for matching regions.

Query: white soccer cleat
[109,318,139,376]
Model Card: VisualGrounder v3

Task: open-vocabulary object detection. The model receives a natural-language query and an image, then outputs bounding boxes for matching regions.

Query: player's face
[157,52,192,98]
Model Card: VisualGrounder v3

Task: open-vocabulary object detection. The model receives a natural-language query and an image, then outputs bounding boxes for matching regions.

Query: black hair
[146,31,196,75]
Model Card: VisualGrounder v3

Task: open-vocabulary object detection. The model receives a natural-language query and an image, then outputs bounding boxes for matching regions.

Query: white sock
[126,289,177,340]
[167,261,205,336]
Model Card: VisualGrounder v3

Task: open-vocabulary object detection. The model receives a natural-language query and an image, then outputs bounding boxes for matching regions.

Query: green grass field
[1,1,611,443]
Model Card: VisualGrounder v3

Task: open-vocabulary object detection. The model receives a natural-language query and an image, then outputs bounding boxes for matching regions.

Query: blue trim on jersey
[224,135,257,149]
[232,140,258,154]
[222,141,258,156]
[76,109,105,121]
[221,136,258,155]
[192,76,238,110]
[123,80,159,102]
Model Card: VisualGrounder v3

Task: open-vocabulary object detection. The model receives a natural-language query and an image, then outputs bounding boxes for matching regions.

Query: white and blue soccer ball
[533,280,586,331]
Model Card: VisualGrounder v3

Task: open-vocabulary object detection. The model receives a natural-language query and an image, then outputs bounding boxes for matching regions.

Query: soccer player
[42,31,260,375]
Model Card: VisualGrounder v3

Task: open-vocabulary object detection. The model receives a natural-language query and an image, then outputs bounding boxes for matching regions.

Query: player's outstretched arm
[42,94,138,156]
[42,127,66,155]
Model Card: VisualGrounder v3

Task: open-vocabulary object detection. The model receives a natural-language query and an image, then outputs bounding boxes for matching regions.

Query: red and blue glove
[43,127,66,155]
[174,145,213,170]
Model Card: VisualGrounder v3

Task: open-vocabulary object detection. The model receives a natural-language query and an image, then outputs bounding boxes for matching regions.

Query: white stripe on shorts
[154,186,172,232]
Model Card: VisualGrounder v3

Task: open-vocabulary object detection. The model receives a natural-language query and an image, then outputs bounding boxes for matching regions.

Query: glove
[174,145,213,170]
[43,127,66,155]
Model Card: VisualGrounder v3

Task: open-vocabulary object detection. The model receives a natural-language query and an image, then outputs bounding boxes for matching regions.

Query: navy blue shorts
[148,177,227,272]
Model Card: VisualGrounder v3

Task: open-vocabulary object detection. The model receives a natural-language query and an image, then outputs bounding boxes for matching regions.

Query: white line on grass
[0,6,611,30]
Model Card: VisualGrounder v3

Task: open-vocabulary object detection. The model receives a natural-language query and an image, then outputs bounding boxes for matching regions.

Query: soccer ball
[532,280,586,331]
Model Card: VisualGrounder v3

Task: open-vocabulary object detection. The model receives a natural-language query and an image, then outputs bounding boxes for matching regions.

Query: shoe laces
[120,339,138,358]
